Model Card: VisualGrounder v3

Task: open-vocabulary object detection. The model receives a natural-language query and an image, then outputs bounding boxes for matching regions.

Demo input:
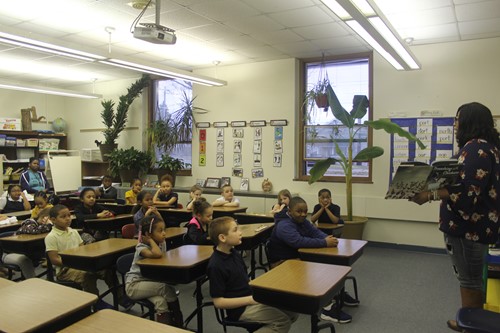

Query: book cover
[385,159,461,199]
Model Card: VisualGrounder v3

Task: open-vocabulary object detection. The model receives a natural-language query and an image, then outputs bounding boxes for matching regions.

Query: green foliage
[101,75,150,145]
[156,154,190,172]
[108,147,152,177]
[303,78,330,115]
[308,84,425,220]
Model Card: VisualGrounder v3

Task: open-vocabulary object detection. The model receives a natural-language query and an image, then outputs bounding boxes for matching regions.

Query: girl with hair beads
[185,198,213,245]
[30,191,53,219]
[125,216,184,327]
[132,190,162,232]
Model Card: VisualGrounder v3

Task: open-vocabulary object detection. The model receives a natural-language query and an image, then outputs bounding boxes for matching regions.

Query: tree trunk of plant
[346,131,354,221]
[98,143,117,162]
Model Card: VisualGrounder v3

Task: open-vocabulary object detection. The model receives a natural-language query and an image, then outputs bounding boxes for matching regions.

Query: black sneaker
[320,308,352,323]
[343,292,360,307]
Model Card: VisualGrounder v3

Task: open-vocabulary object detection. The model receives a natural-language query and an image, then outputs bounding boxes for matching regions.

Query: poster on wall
[252,168,264,178]
[233,153,242,167]
[216,153,224,167]
[199,129,206,167]
[233,140,242,153]
[253,154,261,167]
[273,154,282,167]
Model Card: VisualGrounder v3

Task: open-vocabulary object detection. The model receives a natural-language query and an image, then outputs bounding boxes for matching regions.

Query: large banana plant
[308,84,425,220]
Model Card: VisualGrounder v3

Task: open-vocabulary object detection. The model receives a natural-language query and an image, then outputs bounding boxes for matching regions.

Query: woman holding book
[411,102,500,332]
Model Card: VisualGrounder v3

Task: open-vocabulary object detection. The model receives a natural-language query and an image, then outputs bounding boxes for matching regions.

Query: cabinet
[81,161,113,186]
[0,130,67,189]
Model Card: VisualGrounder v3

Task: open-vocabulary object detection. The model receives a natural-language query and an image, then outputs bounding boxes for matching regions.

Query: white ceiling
[0,0,499,88]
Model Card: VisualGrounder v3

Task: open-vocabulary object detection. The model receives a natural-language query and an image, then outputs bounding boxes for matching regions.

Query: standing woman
[20,157,50,194]
[411,102,500,332]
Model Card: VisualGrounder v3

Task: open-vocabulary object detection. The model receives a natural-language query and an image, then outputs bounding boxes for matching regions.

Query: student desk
[249,259,351,333]
[212,206,248,218]
[0,232,48,255]
[100,202,134,215]
[0,220,22,232]
[83,214,134,233]
[234,212,274,224]
[236,223,274,278]
[6,210,32,220]
[59,309,191,333]
[0,277,15,289]
[316,223,344,235]
[137,245,213,333]
[298,239,368,266]
[165,226,187,249]
[157,207,193,226]
[0,278,97,333]
[59,238,137,308]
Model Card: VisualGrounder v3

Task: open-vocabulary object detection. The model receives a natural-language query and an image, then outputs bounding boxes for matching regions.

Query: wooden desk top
[234,212,274,218]
[298,239,368,266]
[0,232,48,243]
[59,238,137,258]
[165,227,187,240]
[85,214,133,222]
[59,309,191,333]
[316,223,344,230]
[250,259,351,298]
[138,245,213,269]
[213,206,247,213]
[5,210,31,218]
[239,223,274,239]
[0,278,97,332]
[0,221,21,231]
[0,278,15,289]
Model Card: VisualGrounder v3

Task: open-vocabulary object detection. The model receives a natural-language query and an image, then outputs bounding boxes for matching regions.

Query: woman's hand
[410,191,430,205]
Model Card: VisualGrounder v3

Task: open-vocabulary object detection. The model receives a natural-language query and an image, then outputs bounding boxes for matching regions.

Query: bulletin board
[389,117,455,180]
[47,151,82,194]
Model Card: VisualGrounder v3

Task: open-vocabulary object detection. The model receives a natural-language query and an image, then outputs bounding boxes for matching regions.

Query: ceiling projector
[133,23,176,45]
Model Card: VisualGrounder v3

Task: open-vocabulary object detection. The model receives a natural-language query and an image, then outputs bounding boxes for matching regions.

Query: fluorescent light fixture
[321,0,420,70]
[100,59,227,86]
[0,31,227,86]
[0,81,102,99]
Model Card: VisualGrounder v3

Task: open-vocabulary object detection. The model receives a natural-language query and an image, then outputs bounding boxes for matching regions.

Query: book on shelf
[385,159,461,199]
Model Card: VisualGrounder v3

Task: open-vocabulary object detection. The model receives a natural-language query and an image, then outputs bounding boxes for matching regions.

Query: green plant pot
[341,216,368,240]
[119,169,139,185]
[99,143,117,162]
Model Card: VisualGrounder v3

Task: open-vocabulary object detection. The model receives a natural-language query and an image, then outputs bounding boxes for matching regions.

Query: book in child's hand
[385,159,461,199]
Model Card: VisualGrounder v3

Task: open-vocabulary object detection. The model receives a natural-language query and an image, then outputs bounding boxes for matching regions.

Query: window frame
[148,77,192,176]
[297,52,374,183]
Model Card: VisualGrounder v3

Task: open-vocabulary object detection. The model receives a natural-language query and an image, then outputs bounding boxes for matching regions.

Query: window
[150,78,192,171]
[299,53,373,182]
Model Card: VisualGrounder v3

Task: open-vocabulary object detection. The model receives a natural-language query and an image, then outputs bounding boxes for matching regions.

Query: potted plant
[304,77,330,111]
[155,154,191,185]
[308,84,425,239]
[96,74,150,161]
[108,147,152,184]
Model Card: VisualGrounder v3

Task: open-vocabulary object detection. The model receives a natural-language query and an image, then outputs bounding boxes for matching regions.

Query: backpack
[16,219,52,235]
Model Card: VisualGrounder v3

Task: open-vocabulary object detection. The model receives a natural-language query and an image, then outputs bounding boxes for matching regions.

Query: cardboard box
[25,138,39,147]
[0,118,22,131]
[16,138,25,147]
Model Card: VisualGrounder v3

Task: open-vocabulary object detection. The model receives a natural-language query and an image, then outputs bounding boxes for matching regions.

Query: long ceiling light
[0,31,227,87]
[0,80,102,99]
[321,0,420,70]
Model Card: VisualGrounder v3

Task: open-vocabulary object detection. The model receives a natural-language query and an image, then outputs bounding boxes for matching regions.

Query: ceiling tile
[374,0,453,14]
[293,22,350,40]
[250,29,305,45]
[398,23,460,42]
[157,8,215,30]
[455,0,500,21]
[270,6,333,28]
[385,6,457,29]
[224,15,284,35]
[188,0,260,22]
[459,17,500,36]
[241,0,315,13]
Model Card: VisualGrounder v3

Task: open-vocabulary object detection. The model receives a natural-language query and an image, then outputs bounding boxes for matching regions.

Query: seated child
[2,208,52,279]
[96,175,118,200]
[268,196,354,324]
[212,185,240,207]
[0,184,31,213]
[125,216,183,327]
[207,216,297,331]
[185,198,212,245]
[31,191,53,220]
[132,190,162,232]
[74,187,114,241]
[311,188,344,237]
[270,189,291,222]
[125,178,143,205]
[45,204,116,308]
[186,184,203,210]
[153,175,178,207]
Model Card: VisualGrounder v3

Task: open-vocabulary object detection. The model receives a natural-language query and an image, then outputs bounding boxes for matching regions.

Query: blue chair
[214,307,265,333]
[456,308,500,333]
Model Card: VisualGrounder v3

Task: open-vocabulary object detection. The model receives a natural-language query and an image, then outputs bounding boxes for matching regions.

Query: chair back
[116,253,134,276]
[121,223,136,239]
[456,308,500,333]
[214,306,265,333]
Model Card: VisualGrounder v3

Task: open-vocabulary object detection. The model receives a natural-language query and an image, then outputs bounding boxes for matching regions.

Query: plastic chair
[0,231,24,280]
[121,223,136,239]
[45,253,82,290]
[214,307,265,333]
[116,253,155,320]
[456,307,500,333]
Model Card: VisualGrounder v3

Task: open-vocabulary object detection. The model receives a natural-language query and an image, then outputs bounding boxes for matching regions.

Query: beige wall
[3,37,499,249]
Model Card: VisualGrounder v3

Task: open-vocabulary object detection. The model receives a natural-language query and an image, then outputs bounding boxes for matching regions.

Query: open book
[385,159,461,199]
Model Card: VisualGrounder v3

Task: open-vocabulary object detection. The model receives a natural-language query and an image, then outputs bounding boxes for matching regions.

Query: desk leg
[250,249,256,279]
[196,278,204,333]
[311,314,335,333]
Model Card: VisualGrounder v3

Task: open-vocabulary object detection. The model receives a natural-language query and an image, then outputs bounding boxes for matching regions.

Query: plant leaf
[350,95,369,120]
[353,146,384,161]
[326,84,354,128]
[365,119,426,149]
[308,158,337,184]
